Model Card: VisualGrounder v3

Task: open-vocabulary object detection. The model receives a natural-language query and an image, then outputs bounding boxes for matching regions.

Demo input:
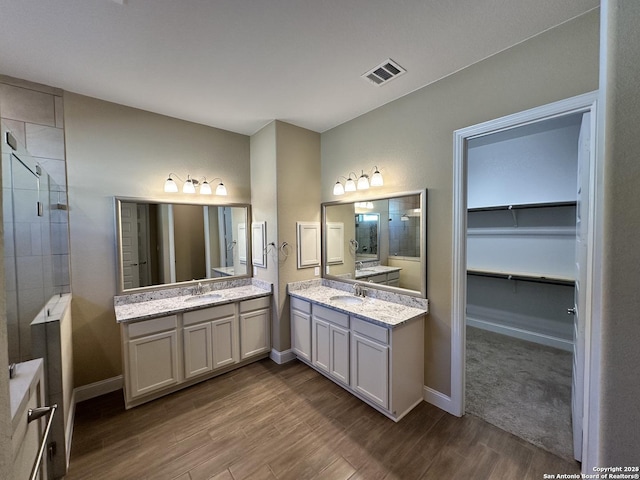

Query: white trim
[65,390,76,468]
[452,91,601,468]
[423,386,455,415]
[467,227,576,237]
[466,316,573,352]
[270,348,296,364]
[73,375,123,404]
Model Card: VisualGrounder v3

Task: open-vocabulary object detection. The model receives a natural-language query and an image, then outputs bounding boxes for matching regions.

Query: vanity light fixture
[163,173,227,196]
[331,167,384,196]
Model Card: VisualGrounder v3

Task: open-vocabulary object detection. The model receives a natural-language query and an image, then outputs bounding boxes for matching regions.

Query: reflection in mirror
[116,198,250,293]
[323,191,427,297]
[355,212,379,260]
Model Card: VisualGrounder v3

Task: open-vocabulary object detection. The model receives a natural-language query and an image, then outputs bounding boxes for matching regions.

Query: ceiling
[0,0,598,135]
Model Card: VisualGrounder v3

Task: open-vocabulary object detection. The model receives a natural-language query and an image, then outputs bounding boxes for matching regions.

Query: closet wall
[466,113,584,351]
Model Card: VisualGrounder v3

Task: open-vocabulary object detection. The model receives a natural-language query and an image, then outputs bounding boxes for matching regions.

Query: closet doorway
[450,92,599,465]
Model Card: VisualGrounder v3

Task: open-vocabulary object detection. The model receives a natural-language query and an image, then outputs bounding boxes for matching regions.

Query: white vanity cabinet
[290,297,312,361]
[124,315,180,399]
[120,293,271,408]
[350,318,390,409]
[312,304,350,386]
[289,294,424,421]
[355,269,400,287]
[183,303,238,379]
[239,297,271,360]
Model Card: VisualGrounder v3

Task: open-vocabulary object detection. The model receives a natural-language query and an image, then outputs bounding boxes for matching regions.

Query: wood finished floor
[66,359,581,480]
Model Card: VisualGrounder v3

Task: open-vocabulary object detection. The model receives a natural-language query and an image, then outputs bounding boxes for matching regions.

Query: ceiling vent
[361,59,406,86]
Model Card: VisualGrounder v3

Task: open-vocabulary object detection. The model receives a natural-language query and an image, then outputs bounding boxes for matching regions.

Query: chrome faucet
[356,261,363,271]
[353,283,367,297]
[194,282,204,295]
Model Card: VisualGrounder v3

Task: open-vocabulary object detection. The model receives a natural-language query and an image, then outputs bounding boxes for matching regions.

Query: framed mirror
[115,197,251,294]
[322,190,427,297]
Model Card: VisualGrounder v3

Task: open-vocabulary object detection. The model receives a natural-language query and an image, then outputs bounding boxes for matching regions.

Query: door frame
[450,91,601,469]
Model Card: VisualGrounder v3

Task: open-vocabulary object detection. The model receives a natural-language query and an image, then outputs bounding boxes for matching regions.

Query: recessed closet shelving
[465,113,584,351]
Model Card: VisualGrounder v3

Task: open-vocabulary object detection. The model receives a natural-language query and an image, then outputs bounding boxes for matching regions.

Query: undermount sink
[184,293,222,303]
[329,295,364,305]
[357,269,377,275]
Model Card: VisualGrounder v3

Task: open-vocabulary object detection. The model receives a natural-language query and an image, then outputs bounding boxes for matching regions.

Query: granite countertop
[354,264,402,279]
[115,284,271,323]
[289,284,427,328]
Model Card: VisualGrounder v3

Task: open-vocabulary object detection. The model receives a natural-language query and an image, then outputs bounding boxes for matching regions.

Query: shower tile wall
[0,75,69,363]
[389,196,420,257]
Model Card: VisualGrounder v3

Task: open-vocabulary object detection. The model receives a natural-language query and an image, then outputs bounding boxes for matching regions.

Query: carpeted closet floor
[465,326,574,461]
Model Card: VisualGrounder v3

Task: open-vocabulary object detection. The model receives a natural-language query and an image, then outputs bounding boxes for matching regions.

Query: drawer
[312,304,349,329]
[290,296,311,314]
[387,271,400,281]
[366,273,387,284]
[240,296,271,313]
[351,317,389,345]
[128,315,177,338]
[183,303,236,326]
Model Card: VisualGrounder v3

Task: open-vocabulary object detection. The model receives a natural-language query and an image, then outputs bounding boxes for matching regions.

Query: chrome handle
[567,307,576,315]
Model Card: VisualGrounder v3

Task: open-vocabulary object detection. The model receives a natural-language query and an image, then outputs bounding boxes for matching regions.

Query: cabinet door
[351,333,389,409]
[212,315,239,369]
[183,323,213,379]
[291,308,312,362]
[128,330,179,398]
[330,324,349,385]
[312,317,330,373]
[240,308,270,359]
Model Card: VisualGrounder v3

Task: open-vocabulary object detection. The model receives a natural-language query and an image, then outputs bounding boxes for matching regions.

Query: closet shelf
[467,200,576,213]
[467,268,575,286]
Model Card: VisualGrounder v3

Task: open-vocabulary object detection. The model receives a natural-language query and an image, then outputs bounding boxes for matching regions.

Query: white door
[571,112,591,461]
[120,202,140,289]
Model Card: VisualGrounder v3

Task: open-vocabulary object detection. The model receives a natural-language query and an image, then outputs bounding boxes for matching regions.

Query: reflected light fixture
[163,173,227,196]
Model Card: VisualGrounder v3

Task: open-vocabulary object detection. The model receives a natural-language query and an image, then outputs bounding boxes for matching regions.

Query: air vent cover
[361,59,406,86]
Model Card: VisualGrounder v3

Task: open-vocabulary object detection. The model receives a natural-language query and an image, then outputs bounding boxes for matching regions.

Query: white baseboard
[74,375,123,404]
[467,316,573,352]
[423,386,458,416]
[270,348,296,364]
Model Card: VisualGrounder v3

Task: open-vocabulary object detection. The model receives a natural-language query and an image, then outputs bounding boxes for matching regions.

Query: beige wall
[599,0,640,464]
[250,121,321,351]
[64,92,250,386]
[321,10,600,395]
[250,122,279,346]
[275,121,321,350]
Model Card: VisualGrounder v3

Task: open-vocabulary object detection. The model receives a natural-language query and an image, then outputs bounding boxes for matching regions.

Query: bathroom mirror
[115,198,251,294]
[322,190,427,297]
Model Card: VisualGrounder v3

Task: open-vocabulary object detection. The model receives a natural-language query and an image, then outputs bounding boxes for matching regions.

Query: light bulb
[371,167,383,187]
[357,173,370,190]
[333,181,345,195]
[164,177,178,193]
[345,177,356,192]
[200,181,212,195]
[215,183,227,196]
[183,177,196,194]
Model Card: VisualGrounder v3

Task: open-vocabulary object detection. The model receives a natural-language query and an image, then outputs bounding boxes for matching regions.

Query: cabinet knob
[567,307,576,315]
